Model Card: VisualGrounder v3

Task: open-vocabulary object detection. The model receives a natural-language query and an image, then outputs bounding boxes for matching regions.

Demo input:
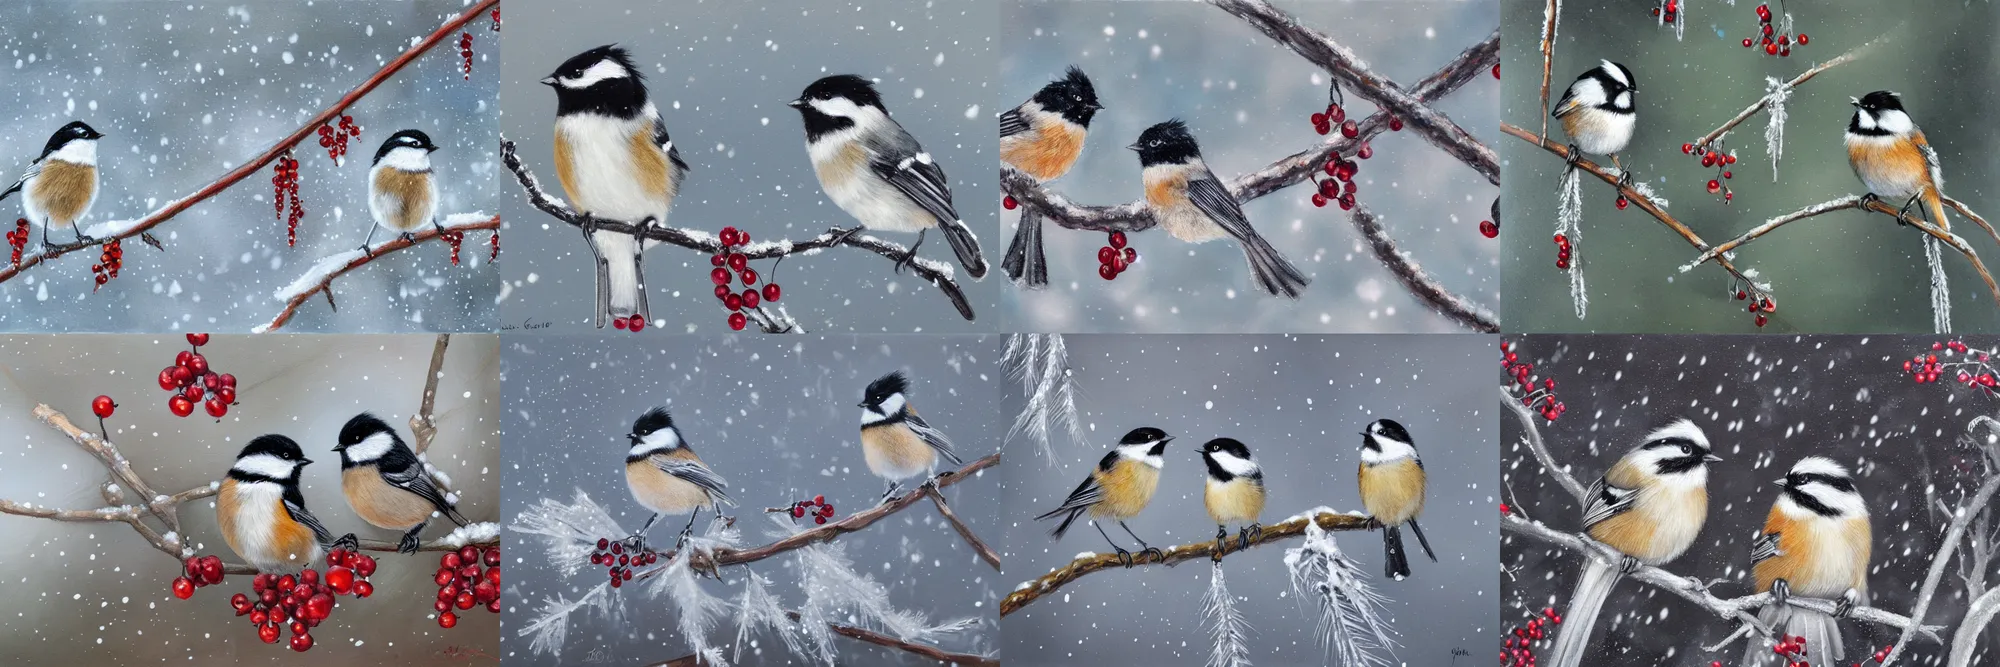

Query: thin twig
[1539,0,1558,142]
[1683,195,2000,310]
[1350,206,1498,332]
[924,484,1001,572]
[1499,385,1587,504]
[255,215,500,333]
[1687,36,1885,153]
[1883,473,2000,665]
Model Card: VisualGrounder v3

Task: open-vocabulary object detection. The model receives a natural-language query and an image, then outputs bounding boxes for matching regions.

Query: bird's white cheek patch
[232,454,296,480]
[564,59,631,88]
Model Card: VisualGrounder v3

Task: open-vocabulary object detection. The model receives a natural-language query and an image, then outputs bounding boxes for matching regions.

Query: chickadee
[790,75,988,279]
[1740,457,1871,667]
[1846,91,1951,230]
[543,45,692,327]
[1000,66,1100,288]
[1132,119,1310,298]
[1547,419,1718,667]
[858,371,963,502]
[1035,427,1173,566]
[1199,437,1265,553]
[218,435,336,573]
[0,121,105,248]
[362,130,442,253]
[624,408,732,550]
[1552,60,1637,179]
[333,413,467,554]
[1357,419,1434,580]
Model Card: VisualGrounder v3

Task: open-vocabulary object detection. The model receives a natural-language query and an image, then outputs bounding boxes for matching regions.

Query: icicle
[1763,76,1790,181]
[507,489,628,578]
[1928,235,1952,333]
[732,569,807,663]
[650,554,731,665]
[1556,168,1588,319]
[1285,520,1401,667]
[518,581,616,659]
[1004,333,1086,465]
[1203,561,1255,667]
[1672,0,1687,41]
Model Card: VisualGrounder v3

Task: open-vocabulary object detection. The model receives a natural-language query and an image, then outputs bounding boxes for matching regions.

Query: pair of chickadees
[1034,418,1436,580]
[3,121,447,253]
[218,414,467,573]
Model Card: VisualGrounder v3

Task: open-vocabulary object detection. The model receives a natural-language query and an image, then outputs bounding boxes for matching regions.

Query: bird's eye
[1678,444,1691,455]
[1148,140,1161,147]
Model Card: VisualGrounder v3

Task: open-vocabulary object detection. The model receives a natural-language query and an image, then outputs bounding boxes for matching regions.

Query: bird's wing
[1914,130,1945,193]
[1749,531,1783,566]
[1185,176,1267,247]
[869,139,961,225]
[904,412,963,465]
[0,163,41,201]
[653,455,734,505]
[1035,475,1104,520]
[1578,476,1638,529]
[655,116,690,174]
[1551,82,1587,118]
[998,106,1032,138]
[382,464,457,514]
[283,498,336,547]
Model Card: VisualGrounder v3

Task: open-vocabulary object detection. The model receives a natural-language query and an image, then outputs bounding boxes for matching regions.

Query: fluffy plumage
[219,435,332,573]
[1846,90,1949,232]
[1553,61,1637,158]
[1133,119,1309,298]
[2,120,103,247]
[1358,419,1433,579]
[334,413,465,553]
[1740,457,1871,667]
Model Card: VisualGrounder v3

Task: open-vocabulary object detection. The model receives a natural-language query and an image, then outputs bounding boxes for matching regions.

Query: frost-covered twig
[1499,385,1587,504]
[499,139,974,323]
[0,0,500,285]
[254,214,500,333]
[1286,520,1399,667]
[1882,472,2000,665]
[1538,0,1560,141]
[1000,509,1372,617]
[1351,206,1500,331]
[1203,561,1256,667]
[1002,334,1087,465]
[1686,35,1886,156]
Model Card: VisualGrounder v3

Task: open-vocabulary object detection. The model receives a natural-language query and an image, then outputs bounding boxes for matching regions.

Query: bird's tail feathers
[593,230,648,321]
[1003,207,1049,289]
[1383,524,1410,580]
[1548,558,1623,667]
[938,218,989,279]
[1239,230,1310,298]
[1407,519,1438,562]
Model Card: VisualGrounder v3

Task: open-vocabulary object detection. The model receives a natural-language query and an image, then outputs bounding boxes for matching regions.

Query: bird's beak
[788,98,807,108]
[540,76,559,87]
[626,434,641,445]
[1125,143,1141,151]
[300,457,314,466]
[1772,478,1787,487]
[1849,97,1862,107]
[857,402,869,408]
[1704,454,1723,462]
[1162,436,1176,445]
[331,442,346,451]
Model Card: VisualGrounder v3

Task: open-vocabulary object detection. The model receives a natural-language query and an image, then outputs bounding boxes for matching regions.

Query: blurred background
[0,1,501,333]
[1501,0,2000,332]
[0,333,501,664]
[498,0,1001,333]
[998,334,1496,665]
[1501,335,1993,665]
[499,334,1003,665]
[1000,0,1500,333]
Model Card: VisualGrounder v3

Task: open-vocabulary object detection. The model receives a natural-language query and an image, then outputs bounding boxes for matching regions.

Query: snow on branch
[1285,520,1400,667]
[1203,561,1256,667]
[1350,206,1499,332]
[0,0,499,285]
[498,139,974,324]
[1002,334,1087,465]
[254,214,500,333]
[1000,509,1373,617]
[1685,36,1886,161]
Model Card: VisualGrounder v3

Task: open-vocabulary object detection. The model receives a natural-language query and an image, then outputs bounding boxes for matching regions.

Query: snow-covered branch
[1351,206,1499,332]
[1203,561,1255,667]
[1686,36,1885,157]
[254,214,500,333]
[1499,384,1587,505]
[1000,509,1372,617]
[1882,472,2000,665]
[1286,520,1400,667]
[1538,0,1559,141]
[1002,333,1087,466]
[498,138,975,323]
[0,0,499,285]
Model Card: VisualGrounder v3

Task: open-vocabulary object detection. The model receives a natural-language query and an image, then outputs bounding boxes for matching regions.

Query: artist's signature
[499,317,551,331]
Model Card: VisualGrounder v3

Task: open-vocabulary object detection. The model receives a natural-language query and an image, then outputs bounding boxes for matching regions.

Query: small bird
[218,434,336,573]
[1357,418,1434,580]
[1739,457,1871,667]
[1000,66,1101,288]
[1199,437,1265,553]
[790,74,988,279]
[1132,119,1310,298]
[1546,419,1719,667]
[624,408,732,551]
[333,413,467,554]
[1846,91,1951,230]
[1035,427,1174,566]
[1552,60,1637,179]
[543,45,691,327]
[858,371,963,502]
[362,130,442,253]
[0,121,105,249]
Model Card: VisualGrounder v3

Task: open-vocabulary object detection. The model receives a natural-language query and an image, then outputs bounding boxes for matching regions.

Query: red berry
[355,580,373,598]
[1708,179,1722,194]
[1743,38,1754,48]
[1123,248,1137,264]
[158,368,179,391]
[762,283,781,302]
[1340,121,1359,138]
[1327,105,1345,125]
[218,373,236,388]
[1310,112,1326,126]
[1313,121,1330,136]
[1755,314,1768,327]
[1491,64,1500,79]
[1098,247,1117,264]
[711,268,731,285]
[724,293,744,311]
[456,591,476,610]
[1108,231,1127,249]
[741,289,761,309]
[815,516,828,525]
[1388,117,1404,131]
[186,354,208,376]
[628,315,646,332]
[1766,43,1779,55]
[719,226,740,247]
[205,398,228,418]
[728,253,748,272]
[711,253,726,267]
[1616,196,1629,210]
[184,384,205,402]
[216,387,237,405]
[1311,194,1327,207]
[1337,194,1355,210]
[259,622,282,644]
[1723,171,1733,179]
[92,395,116,419]
[169,395,195,418]
[438,611,458,628]
[1479,220,1498,239]
[1356,143,1373,160]
[1796,34,1807,45]
[728,312,747,331]
[1099,264,1118,280]
[172,576,194,599]
[792,505,806,518]
[740,269,758,285]
[326,567,354,594]
[186,333,209,347]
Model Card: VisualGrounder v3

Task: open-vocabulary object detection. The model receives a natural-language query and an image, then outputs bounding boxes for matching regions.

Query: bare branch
[1350,206,1498,332]
[1883,473,2000,665]
[1499,385,1586,504]
[924,484,1001,572]
[1688,36,1886,153]
[1539,0,1558,141]
[254,215,499,333]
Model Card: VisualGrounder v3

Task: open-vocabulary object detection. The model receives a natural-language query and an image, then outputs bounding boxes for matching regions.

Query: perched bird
[333,413,467,554]
[1199,437,1265,553]
[858,371,963,502]
[1546,419,1719,667]
[1846,91,1951,230]
[1552,60,1638,179]
[1000,66,1100,288]
[1132,119,1310,298]
[1357,418,1434,580]
[362,129,442,253]
[624,408,732,550]
[1739,457,1871,667]
[790,74,988,278]
[1,121,105,248]
[1034,427,1174,566]
[542,45,691,327]
[218,435,336,573]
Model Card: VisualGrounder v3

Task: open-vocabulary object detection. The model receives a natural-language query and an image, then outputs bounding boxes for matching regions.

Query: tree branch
[1883,472,2000,665]
[648,610,999,667]
[498,139,974,322]
[254,215,500,333]
[1351,206,1499,332]
[924,484,1001,572]
[0,0,499,284]
[1499,385,1587,504]
[1539,0,1558,142]
[999,510,1372,617]
[1687,36,1885,153]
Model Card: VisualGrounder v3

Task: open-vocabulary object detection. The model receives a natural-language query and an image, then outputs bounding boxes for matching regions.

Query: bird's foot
[331,533,361,553]
[1137,547,1165,563]
[397,532,422,555]
[1213,526,1229,554]
[1564,144,1583,169]
[1615,169,1634,189]
[1834,589,1858,618]
[1770,578,1791,607]
[1114,548,1134,567]
[1362,516,1384,530]
[1239,523,1262,550]
[1898,193,1924,227]
[1618,555,1642,575]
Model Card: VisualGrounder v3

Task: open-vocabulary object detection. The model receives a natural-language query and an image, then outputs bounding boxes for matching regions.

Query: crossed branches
[1000,0,1498,331]
[0,0,499,286]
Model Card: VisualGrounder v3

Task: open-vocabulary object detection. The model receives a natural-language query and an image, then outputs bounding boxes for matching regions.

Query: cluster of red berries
[1500,606,1561,666]
[708,226,783,332]
[1760,634,1811,666]
[488,230,500,262]
[1502,341,1566,422]
[787,495,837,525]
[1311,101,1358,139]
[1095,231,1138,281]
[458,32,475,80]
[6,219,29,264]
[1679,142,1739,203]
[240,548,374,652]
[1742,4,1807,56]
[1647,0,1681,27]
[171,554,227,600]
[489,7,501,29]
[1902,340,2000,393]
[91,238,123,290]
[156,333,238,419]
[589,537,658,589]
[1310,148,1366,211]
[441,230,465,265]
[1551,233,1573,271]
[272,153,303,246]
[317,115,359,163]
[1734,286,1775,328]
[433,545,501,628]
